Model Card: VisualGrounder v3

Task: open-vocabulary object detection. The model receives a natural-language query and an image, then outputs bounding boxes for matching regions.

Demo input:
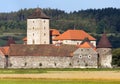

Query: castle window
[44,20,46,23]
[69,63,72,66]
[10,63,12,67]
[24,62,27,66]
[54,63,57,66]
[44,41,46,44]
[33,27,34,30]
[39,63,42,66]
[88,55,91,59]
[33,21,34,23]
[33,40,35,44]
[79,55,82,58]
[104,50,106,52]
[87,49,89,51]
[81,49,83,51]
[33,33,34,36]
[44,33,46,36]
[44,27,46,30]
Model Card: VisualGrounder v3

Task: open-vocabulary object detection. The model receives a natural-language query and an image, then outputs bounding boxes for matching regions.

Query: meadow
[0,68,119,74]
[0,68,119,84]
[0,79,120,84]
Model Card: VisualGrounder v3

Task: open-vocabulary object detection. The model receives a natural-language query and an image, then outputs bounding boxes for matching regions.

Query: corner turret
[97,33,112,68]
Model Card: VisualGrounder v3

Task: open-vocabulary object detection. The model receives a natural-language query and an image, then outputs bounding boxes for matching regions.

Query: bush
[112,48,120,66]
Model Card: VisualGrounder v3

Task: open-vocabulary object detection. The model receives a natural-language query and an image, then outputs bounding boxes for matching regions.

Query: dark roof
[28,8,50,19]
[9,44,78,57]
[6,37,16,46]
[97,33,112,48]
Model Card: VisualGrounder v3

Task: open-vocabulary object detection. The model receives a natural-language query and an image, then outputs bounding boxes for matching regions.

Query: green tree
[112,48,120,66]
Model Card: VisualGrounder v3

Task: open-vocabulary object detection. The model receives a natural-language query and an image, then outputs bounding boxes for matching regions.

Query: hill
[0,8,120,48]
[0,8,120,33]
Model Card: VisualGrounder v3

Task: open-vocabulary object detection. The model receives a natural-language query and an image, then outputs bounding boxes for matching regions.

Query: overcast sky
[0,0,120,12]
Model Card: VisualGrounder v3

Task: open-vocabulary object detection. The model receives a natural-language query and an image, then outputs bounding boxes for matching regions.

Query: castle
[0,8,112,68]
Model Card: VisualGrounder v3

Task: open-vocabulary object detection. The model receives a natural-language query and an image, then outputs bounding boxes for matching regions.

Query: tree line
[0,7,120,33]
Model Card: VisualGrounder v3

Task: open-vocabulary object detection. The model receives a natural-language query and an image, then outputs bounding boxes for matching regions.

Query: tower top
[97,33,112,48]
[28,8,50,19]
[6,37,16,46]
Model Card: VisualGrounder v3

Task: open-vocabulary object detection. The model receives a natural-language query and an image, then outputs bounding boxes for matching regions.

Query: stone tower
[27,8,50,44]
[97,33,112,68]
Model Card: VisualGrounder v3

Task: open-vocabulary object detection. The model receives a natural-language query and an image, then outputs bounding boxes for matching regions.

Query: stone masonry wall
[97,48,112,68]
[0,55,6,68]
[8,56,72,68]
[72,48,98,68]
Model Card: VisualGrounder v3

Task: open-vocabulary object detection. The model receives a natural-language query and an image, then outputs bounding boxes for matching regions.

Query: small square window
[44,20,46,23]
[79,55,82,58]
[81,49,83,51]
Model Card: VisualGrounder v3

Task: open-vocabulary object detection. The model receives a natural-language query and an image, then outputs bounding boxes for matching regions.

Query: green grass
[0,79,119,84]
[0,69,47,74]
[0,68,119,74]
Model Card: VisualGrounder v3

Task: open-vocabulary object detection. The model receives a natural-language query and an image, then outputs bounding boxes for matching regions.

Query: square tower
[27,8,50,44]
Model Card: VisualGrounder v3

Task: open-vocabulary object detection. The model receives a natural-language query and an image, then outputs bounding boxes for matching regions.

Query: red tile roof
[50,29,60,36]
[0,48,5,56]
[53,30,96,41]
[9,44,78,57]
[97,33,112,48]
[0,46,10,55]
[23,37,27,41]
[79,42,96,50]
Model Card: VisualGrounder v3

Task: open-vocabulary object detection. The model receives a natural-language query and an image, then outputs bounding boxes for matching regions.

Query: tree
[112,48,120,66]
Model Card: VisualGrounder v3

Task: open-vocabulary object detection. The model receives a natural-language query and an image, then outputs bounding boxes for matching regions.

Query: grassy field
[0,68,119,84]
[0,68,119,74]
[0,79,119,84]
